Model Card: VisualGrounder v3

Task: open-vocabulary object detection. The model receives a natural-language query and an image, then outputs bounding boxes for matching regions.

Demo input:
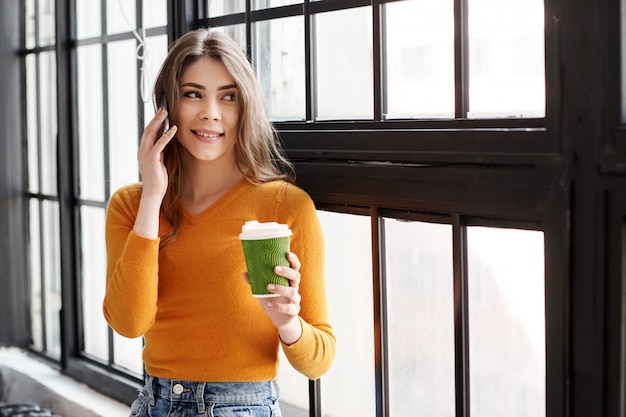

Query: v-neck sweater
[103,179,335,381]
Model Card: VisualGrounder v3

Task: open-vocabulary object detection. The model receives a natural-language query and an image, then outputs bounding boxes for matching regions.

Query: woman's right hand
[137,108,177,199]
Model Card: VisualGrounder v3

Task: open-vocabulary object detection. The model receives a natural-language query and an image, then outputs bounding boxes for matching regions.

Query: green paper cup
[240,221,292,297]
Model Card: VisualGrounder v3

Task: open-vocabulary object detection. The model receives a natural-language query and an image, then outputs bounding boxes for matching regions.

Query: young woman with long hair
[103,28,335,417]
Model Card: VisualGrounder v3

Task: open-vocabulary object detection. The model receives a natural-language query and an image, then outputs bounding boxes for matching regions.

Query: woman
[103,28,335,416]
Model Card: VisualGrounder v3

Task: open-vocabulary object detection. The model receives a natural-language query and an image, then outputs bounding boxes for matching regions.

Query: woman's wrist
[133,194,163,239]
[278,317,303,346]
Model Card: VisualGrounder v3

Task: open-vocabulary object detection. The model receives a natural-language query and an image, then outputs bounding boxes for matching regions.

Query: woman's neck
[179,154,245,215]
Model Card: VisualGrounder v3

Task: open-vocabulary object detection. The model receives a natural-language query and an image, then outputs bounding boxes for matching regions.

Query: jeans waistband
[145,373,279,405]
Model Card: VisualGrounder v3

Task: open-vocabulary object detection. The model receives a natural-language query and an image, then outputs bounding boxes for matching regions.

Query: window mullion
[372,206,389,417]
[373,0,384,121]
[453,213,470,417]
[454,0,469,118]
[55,0,79,368]
[305,0,317,122]
[308,379,321,417]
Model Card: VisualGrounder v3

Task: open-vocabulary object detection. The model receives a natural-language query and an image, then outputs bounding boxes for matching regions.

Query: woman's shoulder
[108,183,143,208]
[251,180,311,200]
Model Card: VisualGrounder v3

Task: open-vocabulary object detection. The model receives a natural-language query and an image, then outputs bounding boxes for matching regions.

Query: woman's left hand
[244,251,303,345]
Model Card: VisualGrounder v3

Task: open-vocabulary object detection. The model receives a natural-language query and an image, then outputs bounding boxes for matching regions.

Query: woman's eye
[223,93,236,102]
[184,91,201,99]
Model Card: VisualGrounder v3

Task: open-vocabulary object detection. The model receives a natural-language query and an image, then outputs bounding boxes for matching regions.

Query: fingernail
[267,284,275,290]
[275,266,283,273]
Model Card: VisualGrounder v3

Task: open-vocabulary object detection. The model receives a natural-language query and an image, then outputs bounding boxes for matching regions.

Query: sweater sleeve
[103,186,160,338]
[278,184,336,380]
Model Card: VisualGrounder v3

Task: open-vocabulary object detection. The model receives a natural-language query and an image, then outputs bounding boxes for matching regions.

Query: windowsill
[0,348,130,417]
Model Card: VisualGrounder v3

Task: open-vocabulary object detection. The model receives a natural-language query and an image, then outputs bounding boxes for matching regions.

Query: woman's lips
[192,129,223,142]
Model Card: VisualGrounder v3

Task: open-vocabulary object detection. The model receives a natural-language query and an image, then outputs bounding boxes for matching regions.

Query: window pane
[29,199,43,351]
[254,17,305,121]
[208,0,245,16]
[76,0,102,39]
[42,200,62,359]
[77,44,105,200]
[107,0,136,35]
[26,55,39,193]
[113,333,144,377]
[467,226,545,417]
[81,206,108,361]
[213,25,247,58]
[276,351,308,415]
[39,52,58,196]
[143,0,167,28]
[383,218,455,417]
[468,0,545,118]
[385,0,455,119]
[315,7,373,120]
[318,211,375,416]
[38,0,55,46]
[143,34,170,128]
[253,0,300,9]
[108,40,140,192]
[25,0,36,49]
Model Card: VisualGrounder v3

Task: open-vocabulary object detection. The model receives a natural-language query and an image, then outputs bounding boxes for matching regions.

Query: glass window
[108,39,140,193]
[383,218,455,416]
[143,34,170,121]
[29,199,43,351]
[315,7,373,120]
[25,4,59,362]
[253,0,300,9]
[39,51,58,196]
[468,0,545,118]
[76,0,102,39]
[25,0,36,49]
[213,25,247,53]
[26,54,39,193]
[107,0,136,35]
[81,206,108,361]
[76,44,105,201]
[277,210,376,415]
[42,200,62,359]
[467,226,546,417]
[277,351,309,414]
[318,211,375,416]
[208,0,246,17]
[143,0,168,28]
[254,16,306,121]
[385,0,455,119]
[38,0,56,46]
[113,333,144,377]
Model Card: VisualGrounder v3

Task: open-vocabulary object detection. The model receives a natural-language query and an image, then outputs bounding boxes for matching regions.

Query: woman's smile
[192,129,224,142]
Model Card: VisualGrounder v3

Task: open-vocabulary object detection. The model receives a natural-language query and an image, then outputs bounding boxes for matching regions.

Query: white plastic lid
[239,220,292,240]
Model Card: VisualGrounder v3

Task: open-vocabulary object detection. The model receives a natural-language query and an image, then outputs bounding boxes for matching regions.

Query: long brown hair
[152,28,294,248]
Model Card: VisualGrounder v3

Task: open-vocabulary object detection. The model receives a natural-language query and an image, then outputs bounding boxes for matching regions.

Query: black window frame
[2,0,623,416]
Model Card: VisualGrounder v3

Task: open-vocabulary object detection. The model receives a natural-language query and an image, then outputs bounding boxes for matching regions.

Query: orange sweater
[103,179,335,381]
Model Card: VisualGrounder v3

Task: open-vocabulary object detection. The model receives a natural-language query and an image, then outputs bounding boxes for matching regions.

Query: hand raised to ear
[137,108,177,199]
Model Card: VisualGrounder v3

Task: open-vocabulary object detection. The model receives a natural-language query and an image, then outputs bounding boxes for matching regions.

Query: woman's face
[174,56,240,165]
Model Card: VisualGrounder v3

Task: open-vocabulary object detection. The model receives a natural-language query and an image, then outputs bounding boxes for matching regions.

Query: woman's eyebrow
[179,82,237,91]
[218,83,237,91]
[180,82,205,90]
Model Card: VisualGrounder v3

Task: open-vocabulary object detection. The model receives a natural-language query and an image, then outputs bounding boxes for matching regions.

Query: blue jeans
[129,373,282,417]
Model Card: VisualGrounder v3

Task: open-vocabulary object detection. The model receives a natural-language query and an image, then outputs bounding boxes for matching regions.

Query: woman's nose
[199,99,221,120]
